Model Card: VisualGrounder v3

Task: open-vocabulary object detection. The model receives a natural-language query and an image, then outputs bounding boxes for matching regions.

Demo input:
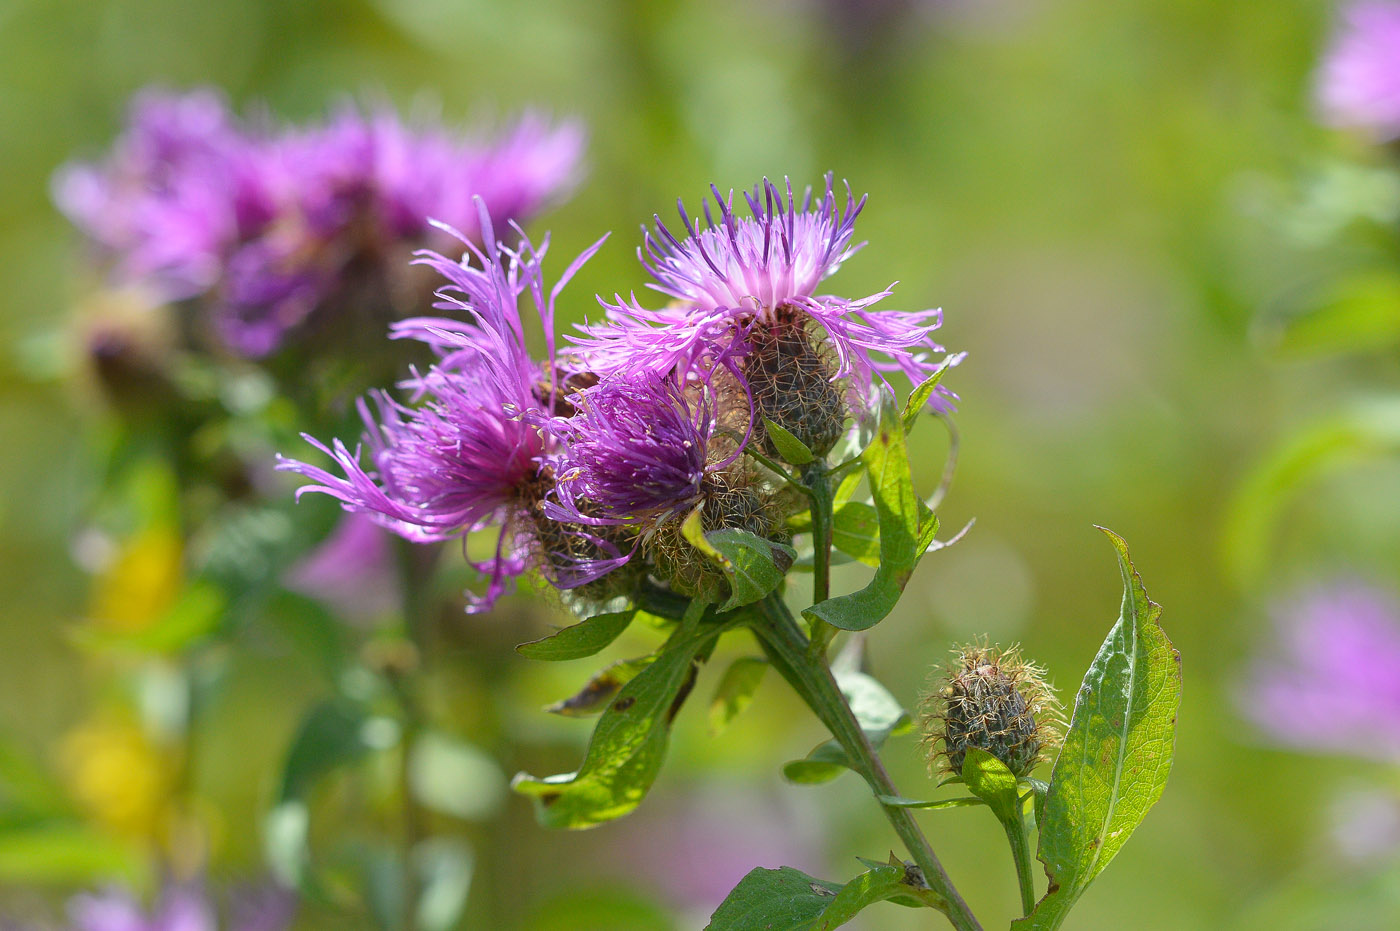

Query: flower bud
[745,306,849,459]
[921,643,1062,778]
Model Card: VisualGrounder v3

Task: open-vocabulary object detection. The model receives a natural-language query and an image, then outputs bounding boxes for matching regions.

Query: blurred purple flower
[283,512,398,622]
[1316,2,1400,140]
[277,204,612,610]
[574,174,959,410]
[65,882,292,931]
[54,87,584,356]
[1239,579,1400,761]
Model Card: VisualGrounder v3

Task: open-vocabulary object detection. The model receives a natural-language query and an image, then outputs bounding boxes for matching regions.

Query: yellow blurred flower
[59,717,174,841]
[90,526,183,634]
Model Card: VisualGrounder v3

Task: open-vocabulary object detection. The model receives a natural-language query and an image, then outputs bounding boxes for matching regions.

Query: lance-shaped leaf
[782,669,909,784]
[901,363,951,433]
[513,606,735,829]
[1013,529,1181,931]
[762,415,816,465]
[516,610,634,661]
[705,862,934,931]
[804,392,924,631]
[831,501,881,567]
[544,656,655,717]
[682,509,796,611]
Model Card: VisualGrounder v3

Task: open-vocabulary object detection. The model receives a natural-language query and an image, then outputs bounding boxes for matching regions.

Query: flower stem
[802,463,838,658]
[1006,803,1037,917]
[752,595,982,931]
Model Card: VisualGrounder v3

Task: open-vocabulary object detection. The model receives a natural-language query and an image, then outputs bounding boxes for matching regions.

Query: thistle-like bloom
[55,87,584,356]
[546,370,722,528]
[276,205,610,610]
[575,175,958,413]
[1239,580,1400,761]
[1316,2,1400,141]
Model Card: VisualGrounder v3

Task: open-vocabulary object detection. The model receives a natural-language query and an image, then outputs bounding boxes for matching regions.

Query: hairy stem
[752,595,982,931]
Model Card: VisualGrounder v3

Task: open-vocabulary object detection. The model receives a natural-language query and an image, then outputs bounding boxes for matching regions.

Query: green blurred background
[5,0,1400,927]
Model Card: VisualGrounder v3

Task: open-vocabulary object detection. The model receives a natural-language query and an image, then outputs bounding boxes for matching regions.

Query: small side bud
[920,643,1063,779]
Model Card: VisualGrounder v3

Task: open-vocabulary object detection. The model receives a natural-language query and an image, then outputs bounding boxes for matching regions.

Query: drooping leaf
[804,393,923,631]
[1013,529,1180,931]
[513,605,737,829]
[516,610,634,661]
[682,509,795,611]
[544,656,655,717]
[708,657,768,736]
[763,415,816,465]
[704,863,930,931]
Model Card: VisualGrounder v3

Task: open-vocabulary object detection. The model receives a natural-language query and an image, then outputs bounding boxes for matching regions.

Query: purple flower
[573,175,958,411]
[55,87,585,357]
[65,882,292,931]
[1316,2,1400,140]
[1239,579,1400,761]
[546,370,720,528]
[277,204,609,610]
[283,512,398,622]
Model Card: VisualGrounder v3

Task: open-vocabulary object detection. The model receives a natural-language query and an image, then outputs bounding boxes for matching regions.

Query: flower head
[55,87,585,357]
[1316,2,1400,140]
[276,204,610,610]
[546,370,721,529]
[921,643,1062,778]
[1239,579,1400,761]
[575,175,958,415]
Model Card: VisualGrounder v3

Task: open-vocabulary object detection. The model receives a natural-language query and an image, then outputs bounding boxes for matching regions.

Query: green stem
[1006,804,1036,917]
[802,463,838,658]
[752,596,982,931]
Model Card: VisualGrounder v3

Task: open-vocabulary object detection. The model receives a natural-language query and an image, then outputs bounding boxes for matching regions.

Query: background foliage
[2,0,1393,927]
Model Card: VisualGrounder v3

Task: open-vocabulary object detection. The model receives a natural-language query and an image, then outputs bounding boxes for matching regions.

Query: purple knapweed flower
[574,174,959,412]
[546,369,727,529]
[65,882,293,931]
[1316,2,1400,141]
[276,203,612,610]
[1238,579,1400,761]
[55,87,584,357]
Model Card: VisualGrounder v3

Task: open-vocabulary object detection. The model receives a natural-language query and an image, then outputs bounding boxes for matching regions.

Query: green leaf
[1013,529,1181,931]
[901,363,951,433]
[1269,270,1400,358]
[705,863,926,930]
[409,732,507,820]
[1221,399,1400,589]
[708,657,768,736]
[782,670,908,783]
[516,610,634,661]
[681,509,795,611]
[513,605,736,829]
[804,393,922,631]
[960,748,1021,825]
[830,502,881,567]
[763,415,816,465]
[0,823,143,883]
[278,700,373,802]
[876,794,987,811]
[544,656,655,717]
